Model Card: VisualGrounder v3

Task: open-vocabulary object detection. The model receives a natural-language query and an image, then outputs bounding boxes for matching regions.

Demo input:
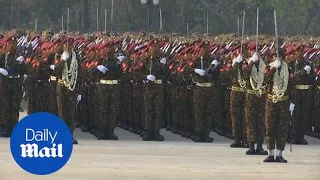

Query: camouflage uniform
[94,57,121,140]
[191,55,219,142]
[141,55,168,141]
[243,59,267,155]
[224,60,248,147]
[55,50,80,144]
[263,60,292,163]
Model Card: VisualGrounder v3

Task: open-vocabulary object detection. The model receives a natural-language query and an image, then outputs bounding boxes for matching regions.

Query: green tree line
[0,0,319,36]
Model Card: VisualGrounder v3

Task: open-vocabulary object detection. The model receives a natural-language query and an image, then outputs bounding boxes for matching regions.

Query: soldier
[288,44,316,145]
[314,55,320,139]
[55,38,80,144]
[78,44,95,132]
[140,39,167,141]
[0,36,26,137]
[48,38,63,116]
[263,50,293,163]
[242,43,268,155]
[94,41,121,140]
[223,44,249,148]
[190,40,218,142]
[32,42,51,112]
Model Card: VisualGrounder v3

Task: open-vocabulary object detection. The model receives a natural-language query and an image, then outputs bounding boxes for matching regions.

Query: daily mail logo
[20,129,63,158]
[10,113,73,175]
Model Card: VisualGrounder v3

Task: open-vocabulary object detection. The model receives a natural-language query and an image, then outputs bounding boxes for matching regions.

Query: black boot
[142,130,153,141]
[241,139,250,148]
[73,137,78,144]
[204,136,214,143]
[153,131,165,141]
[275,156,288,163]
[263,156,275,162]
[255,144,268,155]
[246,142,255,155]
[193,132,205,142]
[301,138,308,145]
[97,133,109,140]
[140,130,147,137]
[230,138,242,148]
[0,127,12,137]
[108,129,118,140]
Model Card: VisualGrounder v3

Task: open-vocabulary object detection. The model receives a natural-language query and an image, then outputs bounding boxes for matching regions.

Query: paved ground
[0,102,319,180]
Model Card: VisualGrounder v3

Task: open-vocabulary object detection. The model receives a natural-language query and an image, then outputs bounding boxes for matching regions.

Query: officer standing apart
[0,36,26,137]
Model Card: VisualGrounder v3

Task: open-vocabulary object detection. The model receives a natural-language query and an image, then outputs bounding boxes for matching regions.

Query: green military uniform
[94,43,121,140]
[191,51,218,143]
[225,56,248,148]
[55,44,80,144]
[0,37,26,137]
[263,58,291,163]
[242,57,268,155]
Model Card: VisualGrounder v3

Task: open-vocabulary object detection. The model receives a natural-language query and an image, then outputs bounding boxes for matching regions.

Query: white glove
[251,52,259,62]
[76,95,82,104]
[316,77,318,80]
[61,51,70,61]
[50,65,55,70]
[194,68,206,76]
[274,58,282,69]
[236,55,243,63]
[160,57,167,64]
[97,65,108,74]
[117,55,126,63]
[289,103,295,116]
[16,56,24,63]
[147,74,156,81]
[211,60,219,66]
[304,65,311,74]
[0,68,8,76]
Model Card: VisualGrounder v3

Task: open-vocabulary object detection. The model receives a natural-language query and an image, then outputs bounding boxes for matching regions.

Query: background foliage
[0,0,319,36]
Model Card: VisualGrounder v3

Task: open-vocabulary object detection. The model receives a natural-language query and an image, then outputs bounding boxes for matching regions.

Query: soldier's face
[54,43,63,54]
[200,46,209,56]
[105,46,114,57]
[150,44,160,55]
[6,41,17,53]
[63,43,73,52]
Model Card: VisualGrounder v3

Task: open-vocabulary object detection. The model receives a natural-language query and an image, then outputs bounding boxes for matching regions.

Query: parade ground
[0,102,319,180]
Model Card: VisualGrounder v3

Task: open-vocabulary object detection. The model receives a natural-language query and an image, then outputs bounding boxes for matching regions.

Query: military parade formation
[0,28,319,163]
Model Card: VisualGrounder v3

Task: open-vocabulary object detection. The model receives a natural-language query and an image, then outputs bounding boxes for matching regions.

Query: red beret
[148,39,160,46]
[31,35,41,41]
[40,42,49,50]
[87,45,96,52]
[95,43,102,50]
[247,42,256,51]
[198,40,210,48]
[52,38,63,46]
[63,37,74,44]
[98,41,114,50]
[5,36,17,42]
[128,43,137,52]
